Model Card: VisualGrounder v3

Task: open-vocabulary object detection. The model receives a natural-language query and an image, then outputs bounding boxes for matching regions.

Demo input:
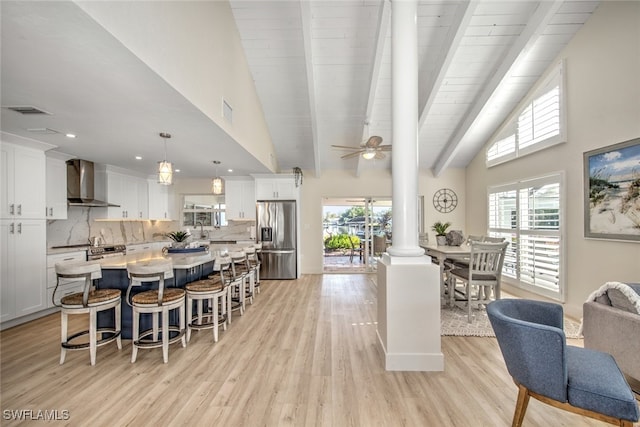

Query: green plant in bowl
[166,231,190,248]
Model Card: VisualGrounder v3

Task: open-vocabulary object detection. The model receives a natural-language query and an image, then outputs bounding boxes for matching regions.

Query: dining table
[420,243,471,301]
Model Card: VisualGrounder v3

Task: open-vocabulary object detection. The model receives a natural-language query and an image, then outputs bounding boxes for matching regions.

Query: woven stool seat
[126,260,186,363]
[132,288,185,305]
[54,261,121,365]
[187,278,224,293]
[185,256,231,343]
[61,289,121,307]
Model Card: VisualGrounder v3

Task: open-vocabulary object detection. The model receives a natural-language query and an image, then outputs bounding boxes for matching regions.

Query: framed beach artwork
[583,137,640,242]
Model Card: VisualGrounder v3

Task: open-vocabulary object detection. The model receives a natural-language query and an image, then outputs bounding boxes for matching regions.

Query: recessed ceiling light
[175,169,181,173]
[135,156,142,160]
[227,169,233,173]
[65,133,77,138]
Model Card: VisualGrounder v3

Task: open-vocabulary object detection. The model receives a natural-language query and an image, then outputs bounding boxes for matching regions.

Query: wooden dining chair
[447,241,508,322]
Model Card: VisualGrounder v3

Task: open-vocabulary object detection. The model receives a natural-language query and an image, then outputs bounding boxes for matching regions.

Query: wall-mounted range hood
[66,159,120,207]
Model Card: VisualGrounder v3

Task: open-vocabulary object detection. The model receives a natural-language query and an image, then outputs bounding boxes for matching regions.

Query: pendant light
[211,160,223,194]
[157,132,173,185]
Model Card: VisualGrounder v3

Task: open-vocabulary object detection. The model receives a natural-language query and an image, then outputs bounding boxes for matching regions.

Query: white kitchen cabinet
[126,242,167,253]
[135,178,148,219]
[46,251,86,308]
[45,156,68,219]
[255,176,298,201]
[225,180,256,220]
[148,180,175,220]
[95,168,148,220]
[1,143,46,220]
[1,219,47,322]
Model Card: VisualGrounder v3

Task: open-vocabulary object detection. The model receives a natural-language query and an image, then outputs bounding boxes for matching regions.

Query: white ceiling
[1,1,599,180]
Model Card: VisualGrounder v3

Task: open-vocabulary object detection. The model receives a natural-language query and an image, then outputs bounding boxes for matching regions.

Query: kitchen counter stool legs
[54,262,122,366]
[126,260,186,363]
[186,257,230,343]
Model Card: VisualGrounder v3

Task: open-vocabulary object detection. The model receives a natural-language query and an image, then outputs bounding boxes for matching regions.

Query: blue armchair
[487,299,639,427]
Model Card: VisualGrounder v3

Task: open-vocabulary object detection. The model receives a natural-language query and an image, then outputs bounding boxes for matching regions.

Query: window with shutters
[488,173,565,301]
[486,61,566,166]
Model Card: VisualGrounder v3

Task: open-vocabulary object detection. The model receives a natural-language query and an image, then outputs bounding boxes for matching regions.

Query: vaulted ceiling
[1,1,599,179]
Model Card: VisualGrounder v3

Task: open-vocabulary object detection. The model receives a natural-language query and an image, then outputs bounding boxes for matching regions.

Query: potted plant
[431,221,451,246]
[166,230,190,248]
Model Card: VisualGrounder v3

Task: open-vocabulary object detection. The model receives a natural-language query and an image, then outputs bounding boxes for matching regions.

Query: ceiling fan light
[362,150,376,160]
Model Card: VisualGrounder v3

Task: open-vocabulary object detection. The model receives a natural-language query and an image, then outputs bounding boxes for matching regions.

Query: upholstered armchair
[487,299,639,427]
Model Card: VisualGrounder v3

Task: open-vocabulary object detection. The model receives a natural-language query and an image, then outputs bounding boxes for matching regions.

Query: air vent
[4,105,51,115]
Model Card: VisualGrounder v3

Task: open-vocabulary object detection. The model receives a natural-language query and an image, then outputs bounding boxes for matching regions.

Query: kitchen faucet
[196,221,208,239]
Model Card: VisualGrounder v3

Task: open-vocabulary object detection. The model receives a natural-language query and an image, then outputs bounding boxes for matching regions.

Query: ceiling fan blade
[365,136,383,147]
[374,151,386,160]
[378,145,392,151]
[331,144,361,150]
[341,151,363,159]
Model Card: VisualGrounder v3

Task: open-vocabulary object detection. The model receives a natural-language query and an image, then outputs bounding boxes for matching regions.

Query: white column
[387,0,424,258]
[376,0,443,372]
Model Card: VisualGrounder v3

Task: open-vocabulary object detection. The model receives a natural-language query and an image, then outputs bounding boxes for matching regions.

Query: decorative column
[376,0,443,372]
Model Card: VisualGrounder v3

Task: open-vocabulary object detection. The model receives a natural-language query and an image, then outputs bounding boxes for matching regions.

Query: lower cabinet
[1,220,47,323]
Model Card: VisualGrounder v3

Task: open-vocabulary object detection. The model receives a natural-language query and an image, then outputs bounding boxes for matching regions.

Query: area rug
[441,305,582,338]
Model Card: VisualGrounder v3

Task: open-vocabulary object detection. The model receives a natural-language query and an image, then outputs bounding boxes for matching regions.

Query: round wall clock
[433,188,458,213]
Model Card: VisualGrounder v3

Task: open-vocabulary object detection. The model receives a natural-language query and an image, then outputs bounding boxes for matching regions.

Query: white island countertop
[98,243,250,270]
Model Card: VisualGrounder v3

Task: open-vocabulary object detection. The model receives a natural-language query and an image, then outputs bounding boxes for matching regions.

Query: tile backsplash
[47,207,253,247]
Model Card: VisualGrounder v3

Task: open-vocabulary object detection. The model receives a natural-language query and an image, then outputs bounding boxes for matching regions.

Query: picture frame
[583,137,640,242]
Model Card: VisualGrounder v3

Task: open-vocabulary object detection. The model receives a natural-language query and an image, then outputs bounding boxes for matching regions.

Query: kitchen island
[95,244,247,339]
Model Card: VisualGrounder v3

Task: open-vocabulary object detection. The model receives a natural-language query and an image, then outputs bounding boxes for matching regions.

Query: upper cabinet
[94,167,148,220]
[1,143,46,219]
[225,179,255,220]
[45,156,68,220]
[254,175,299,201]
[148,179,175,221]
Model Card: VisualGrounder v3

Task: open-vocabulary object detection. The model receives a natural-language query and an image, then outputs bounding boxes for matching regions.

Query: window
[486,61,566,166]
[182,195,227,228]
[488,173,564,300]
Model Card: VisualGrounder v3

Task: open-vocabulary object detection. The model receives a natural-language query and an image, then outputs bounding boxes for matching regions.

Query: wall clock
[433,188,458,213]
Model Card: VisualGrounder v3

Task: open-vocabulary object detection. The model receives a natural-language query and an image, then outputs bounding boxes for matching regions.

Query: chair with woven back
[488,299,639,427]
[373,234,388,257]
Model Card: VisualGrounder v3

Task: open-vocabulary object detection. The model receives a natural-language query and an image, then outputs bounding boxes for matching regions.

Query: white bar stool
[54,261,122,366]
[248,244,262,294]
[126,260,186,363]
[228,250,250,314]
[185,256,231,343]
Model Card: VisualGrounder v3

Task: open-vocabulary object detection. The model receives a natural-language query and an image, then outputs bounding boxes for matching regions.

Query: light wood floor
[0,274,635,426]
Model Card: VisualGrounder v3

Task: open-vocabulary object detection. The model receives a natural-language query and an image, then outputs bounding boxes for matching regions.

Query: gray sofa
[582,282,640,390]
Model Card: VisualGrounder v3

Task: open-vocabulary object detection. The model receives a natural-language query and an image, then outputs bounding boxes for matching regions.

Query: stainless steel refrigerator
[256,200,297,279]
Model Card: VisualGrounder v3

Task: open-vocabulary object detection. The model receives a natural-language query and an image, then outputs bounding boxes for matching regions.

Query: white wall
[77,1,278,172]
[300,168,466,274]
[466,1,640,318]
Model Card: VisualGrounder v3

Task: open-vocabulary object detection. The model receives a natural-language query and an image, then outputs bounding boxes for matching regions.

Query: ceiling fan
[331,135,391,160]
